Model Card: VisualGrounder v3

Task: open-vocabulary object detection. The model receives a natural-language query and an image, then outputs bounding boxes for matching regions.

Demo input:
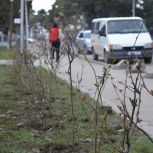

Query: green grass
[0,46,13,59]
[131,137,153,153]
[0,64,152,153]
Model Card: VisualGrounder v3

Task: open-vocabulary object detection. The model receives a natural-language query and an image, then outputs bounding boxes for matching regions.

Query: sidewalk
[0,60,13,65]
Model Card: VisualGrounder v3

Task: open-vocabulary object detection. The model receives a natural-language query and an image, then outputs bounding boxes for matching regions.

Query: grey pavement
[0,60,13,65]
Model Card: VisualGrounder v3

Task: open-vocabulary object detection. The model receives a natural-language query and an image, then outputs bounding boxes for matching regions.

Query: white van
[91,17,153,63]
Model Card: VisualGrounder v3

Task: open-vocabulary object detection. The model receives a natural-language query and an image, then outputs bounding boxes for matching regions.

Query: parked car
[76,30,92,54]
[91,17,153,63]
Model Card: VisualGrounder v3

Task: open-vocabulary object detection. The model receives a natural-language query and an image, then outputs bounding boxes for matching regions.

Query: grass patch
[0,46,13,59]
[0,64,152,153]
[131,138,153,153]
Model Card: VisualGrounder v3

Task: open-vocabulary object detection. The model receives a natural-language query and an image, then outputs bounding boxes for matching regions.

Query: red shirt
[49,27,59,42]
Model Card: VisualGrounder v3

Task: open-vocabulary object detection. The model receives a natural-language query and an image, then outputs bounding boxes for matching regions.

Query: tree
[0,0,32,34]
[142,0,153,27]
[48,0,153,30]
[48,0,133,28]
[37,9,47,25]
[0,0,20,34]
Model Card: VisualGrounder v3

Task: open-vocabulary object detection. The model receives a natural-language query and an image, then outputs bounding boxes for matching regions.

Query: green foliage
[52,132,72,145]
[0,0,20,33]
[0,145,32,153]
[132,138,153,153]
[7,129,32,141]
[0,0,32,33]
[48,0,153,28]
[143,0,153,27]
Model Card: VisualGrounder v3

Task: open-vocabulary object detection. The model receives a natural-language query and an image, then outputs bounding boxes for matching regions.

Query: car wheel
[92,48,98,60]
[144,56,152,63]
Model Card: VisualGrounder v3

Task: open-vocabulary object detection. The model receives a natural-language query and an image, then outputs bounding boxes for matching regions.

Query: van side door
[91,21,100,55]
[98,24,107,58]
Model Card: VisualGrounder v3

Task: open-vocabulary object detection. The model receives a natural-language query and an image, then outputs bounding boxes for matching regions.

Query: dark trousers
[51,40,60,62]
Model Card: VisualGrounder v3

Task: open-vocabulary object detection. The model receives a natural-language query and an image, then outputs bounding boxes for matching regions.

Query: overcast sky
[32,0,56,13]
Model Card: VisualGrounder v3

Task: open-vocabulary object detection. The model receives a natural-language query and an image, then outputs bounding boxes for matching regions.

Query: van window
[107,19,148,34]
[92,22,95,33]
[95,22,100,34]
[100,25,106,36]
[79,33,83,38]
[92,21,100,34]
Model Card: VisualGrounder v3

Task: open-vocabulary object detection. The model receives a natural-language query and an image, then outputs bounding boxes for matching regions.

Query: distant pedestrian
[49,22,60,62]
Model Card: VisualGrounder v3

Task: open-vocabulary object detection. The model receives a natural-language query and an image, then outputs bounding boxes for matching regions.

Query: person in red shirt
[49,22,60,62]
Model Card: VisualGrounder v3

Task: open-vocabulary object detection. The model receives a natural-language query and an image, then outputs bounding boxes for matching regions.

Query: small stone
[17,123,24,128]
[101,106,113,114]
[32,148,40,153]
[13,112,21,116]
[0,114,6,118]
[81,138,92,143]
[113,125,124,133]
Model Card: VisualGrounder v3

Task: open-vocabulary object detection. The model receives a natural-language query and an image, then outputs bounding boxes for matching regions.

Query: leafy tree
[37,9,47,24]
[142,0,153,27]
[49,0,134,28]
[47,0,153,30]
[0,0,32,34]
[0,0,18,33]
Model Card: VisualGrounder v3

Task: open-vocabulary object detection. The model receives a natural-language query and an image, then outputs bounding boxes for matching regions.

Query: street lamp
[9,0,14,50]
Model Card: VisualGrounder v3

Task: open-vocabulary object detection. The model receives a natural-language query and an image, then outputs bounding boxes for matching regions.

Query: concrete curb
[0,60,13,65]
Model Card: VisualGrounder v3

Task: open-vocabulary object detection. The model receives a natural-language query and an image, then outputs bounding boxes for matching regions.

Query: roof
[92,16,143,22]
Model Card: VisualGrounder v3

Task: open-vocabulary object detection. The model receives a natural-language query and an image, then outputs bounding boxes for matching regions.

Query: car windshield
[107,19,148,34]
[84,32,91,38]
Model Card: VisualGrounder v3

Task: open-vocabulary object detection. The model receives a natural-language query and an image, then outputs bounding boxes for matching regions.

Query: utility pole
[20,0,24,53]
[9,0,14,50]
[25,0,29,50]
[132,0,136,16]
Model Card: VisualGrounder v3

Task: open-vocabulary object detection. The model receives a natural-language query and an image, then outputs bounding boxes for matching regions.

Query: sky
[32,0,56,13]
